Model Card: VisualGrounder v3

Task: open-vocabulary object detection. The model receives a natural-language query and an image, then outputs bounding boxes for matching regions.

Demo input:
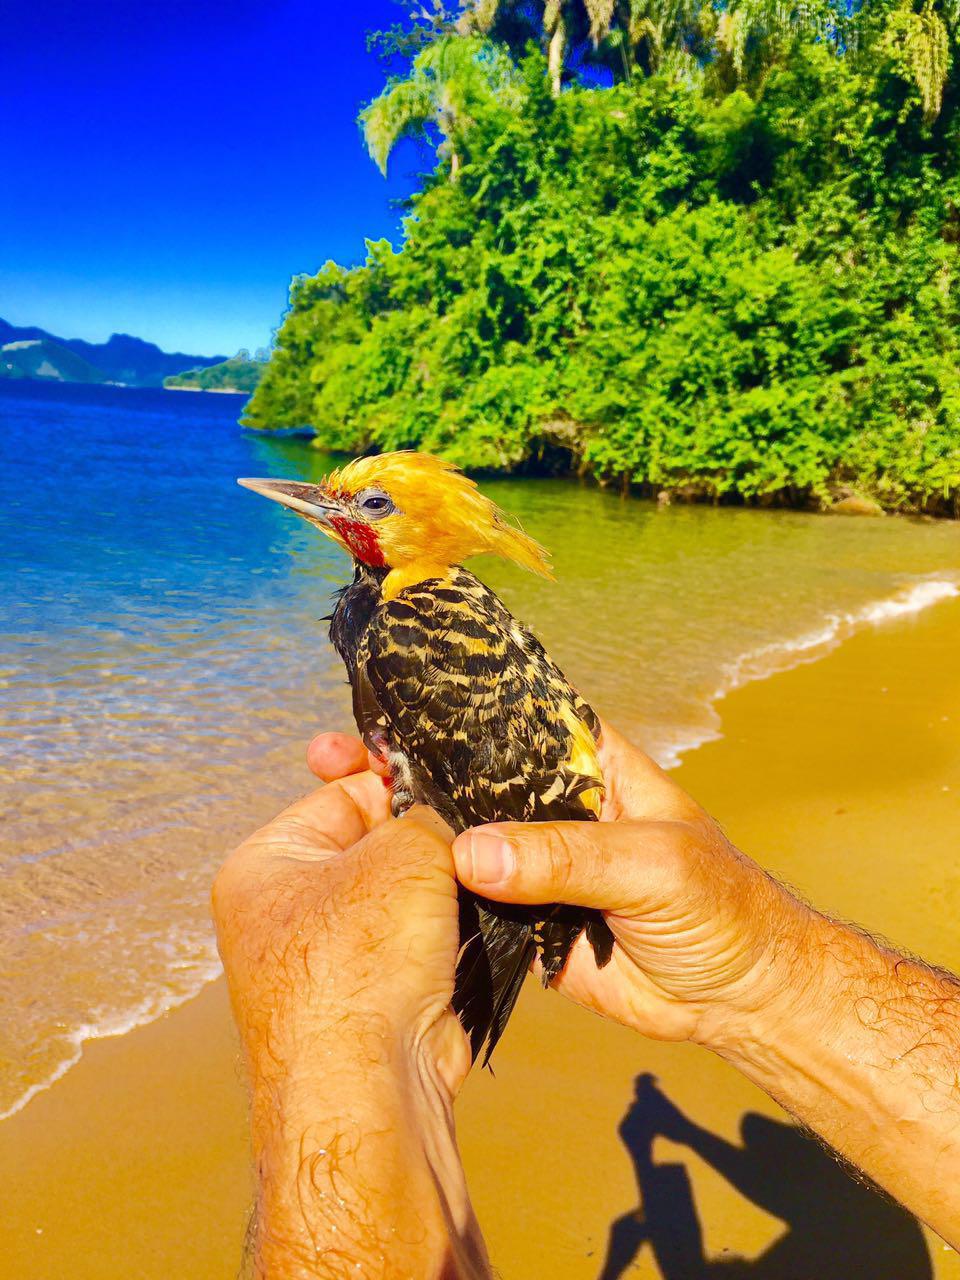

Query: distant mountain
[0,317,227,388]
[1,338,106,384]
[165,353,264,394]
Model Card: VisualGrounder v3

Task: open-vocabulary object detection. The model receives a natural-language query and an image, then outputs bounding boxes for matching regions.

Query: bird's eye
[356,489,396,519]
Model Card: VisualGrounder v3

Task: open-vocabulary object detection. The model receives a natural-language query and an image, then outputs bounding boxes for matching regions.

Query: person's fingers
[597,718,703,824]
[289,768,394,842]
[213,780,378,914]
[306,732,368,781]
[397,803,456,845]
[367,749,392,777]
[237,773,392,873]
[355,807,460,909]
[370,806,457,884]
[305,730,392,783]
[452,817,683,909]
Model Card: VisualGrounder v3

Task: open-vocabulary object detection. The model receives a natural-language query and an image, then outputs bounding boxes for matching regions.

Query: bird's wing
[359,567,603,830]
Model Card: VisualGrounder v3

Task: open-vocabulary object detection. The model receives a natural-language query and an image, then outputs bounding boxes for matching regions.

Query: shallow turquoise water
[2,379,959,1117]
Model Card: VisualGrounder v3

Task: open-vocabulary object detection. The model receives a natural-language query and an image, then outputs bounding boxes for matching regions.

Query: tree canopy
[244,0,960,515]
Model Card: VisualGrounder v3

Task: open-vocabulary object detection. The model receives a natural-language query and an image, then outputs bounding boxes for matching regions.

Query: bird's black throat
[328,562,389,675]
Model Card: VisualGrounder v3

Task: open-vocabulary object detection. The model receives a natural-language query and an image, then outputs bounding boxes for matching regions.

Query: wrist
[249,1013,474,1279]
[700,905,892,1099]
[237,965,473,1260]
[243,982,465,1105]
[690,875,826,1060]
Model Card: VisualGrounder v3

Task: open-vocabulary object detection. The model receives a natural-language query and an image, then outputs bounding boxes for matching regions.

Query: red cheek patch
[329,515,386,567]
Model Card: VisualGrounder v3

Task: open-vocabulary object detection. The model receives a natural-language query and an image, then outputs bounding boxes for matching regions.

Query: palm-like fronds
[625,0,703,71]
[880,0,950,119]
[710,0,846,81]
[360,36,522,175]
[584,0,618,43]
[362,77,437,175]
[455,0,955,117]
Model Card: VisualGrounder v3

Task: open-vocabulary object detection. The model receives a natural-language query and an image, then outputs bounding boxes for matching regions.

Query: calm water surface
[2,380,959,1118]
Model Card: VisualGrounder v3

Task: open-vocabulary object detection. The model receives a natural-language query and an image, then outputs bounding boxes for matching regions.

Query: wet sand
[3,597,960,1278]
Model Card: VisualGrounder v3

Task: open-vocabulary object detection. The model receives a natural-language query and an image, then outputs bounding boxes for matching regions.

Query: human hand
[252,730,960,1255]
[213,734,469,1097]
[212,738,486,1278]
[450,721,811,1052]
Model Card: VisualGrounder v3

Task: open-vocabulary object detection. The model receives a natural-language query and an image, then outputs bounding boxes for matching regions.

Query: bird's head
[239,451,552,596]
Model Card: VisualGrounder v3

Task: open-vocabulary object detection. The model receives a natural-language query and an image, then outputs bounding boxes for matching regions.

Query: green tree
[243,18,960,516]
[360,35,522,176]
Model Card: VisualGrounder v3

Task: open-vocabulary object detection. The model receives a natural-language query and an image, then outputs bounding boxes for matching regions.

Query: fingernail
[466,831,514,885]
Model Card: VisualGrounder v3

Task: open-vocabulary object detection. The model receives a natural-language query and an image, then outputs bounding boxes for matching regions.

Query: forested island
[165,351,265,393]
[244,0,960,516]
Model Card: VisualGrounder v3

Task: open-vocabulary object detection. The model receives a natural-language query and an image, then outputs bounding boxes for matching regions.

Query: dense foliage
[166,352,264,393]
[245,0,960,514]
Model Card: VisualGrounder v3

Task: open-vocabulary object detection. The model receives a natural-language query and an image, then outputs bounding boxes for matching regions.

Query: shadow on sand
[598,1074,932,1280]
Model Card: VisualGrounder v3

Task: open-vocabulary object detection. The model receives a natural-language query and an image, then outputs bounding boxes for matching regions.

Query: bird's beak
[237,478,343,525]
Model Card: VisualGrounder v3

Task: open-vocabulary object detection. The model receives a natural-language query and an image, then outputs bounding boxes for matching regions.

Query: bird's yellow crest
[240,452,553,601]
[323,452,553,597]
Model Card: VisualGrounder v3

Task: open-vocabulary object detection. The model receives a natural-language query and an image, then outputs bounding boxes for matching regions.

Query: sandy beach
[3,594,959,1278]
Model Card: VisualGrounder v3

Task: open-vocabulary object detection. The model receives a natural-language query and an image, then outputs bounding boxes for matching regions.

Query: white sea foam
[0,952,223,1123]
[3,577,958,1122]
[651,576,960,772]
[719,576,959,697]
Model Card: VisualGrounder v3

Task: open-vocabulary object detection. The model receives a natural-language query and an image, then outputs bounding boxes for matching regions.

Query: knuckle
[652,817,726,889]
[540,825,577,894]
[361,818,426,875]
[652,820,699,869]
[404,808,454,848]
[210,848,247,920]
[681,815,728,869]
[393,808,452,856]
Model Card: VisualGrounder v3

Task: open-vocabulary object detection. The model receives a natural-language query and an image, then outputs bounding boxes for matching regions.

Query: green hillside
[244,0,960,516]
[0,317,227,387]
[165,353,264,393]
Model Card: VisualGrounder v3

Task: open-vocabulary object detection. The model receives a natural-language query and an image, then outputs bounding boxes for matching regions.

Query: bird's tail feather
[479,916,536,1069]
[452,898,614,1067]
[452,893,536,1068]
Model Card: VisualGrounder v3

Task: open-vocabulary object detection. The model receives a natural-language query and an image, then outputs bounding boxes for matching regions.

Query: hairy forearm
[710,901,960,1244]
[247,1020,489,1279]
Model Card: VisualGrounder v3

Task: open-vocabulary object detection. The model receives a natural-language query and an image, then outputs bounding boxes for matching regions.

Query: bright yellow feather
[322,451,554,590]
[558,702,603,816]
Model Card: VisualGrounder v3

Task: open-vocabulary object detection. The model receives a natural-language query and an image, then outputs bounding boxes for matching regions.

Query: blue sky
[1,0,420,356]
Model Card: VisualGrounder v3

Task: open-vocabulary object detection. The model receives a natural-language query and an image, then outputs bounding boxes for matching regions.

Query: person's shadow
[598,1074,932,1280]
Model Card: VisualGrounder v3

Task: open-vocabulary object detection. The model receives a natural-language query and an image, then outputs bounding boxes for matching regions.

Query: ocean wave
[719,576,959,696]
[0,951,223,1123]
[650,575,959,771]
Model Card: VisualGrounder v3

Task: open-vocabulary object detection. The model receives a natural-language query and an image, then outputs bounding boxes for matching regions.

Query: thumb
[452,819,660,909]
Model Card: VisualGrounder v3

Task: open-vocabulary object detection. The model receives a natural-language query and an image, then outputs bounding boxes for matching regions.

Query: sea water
[2,379,959,1119]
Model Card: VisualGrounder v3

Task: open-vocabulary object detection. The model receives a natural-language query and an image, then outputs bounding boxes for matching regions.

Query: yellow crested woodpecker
[239,452,612,1063]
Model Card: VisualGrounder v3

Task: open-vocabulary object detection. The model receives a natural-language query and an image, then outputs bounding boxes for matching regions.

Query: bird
[239,451,613,1064]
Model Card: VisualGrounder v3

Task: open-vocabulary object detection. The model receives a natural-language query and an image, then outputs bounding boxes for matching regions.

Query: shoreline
[163,384,250,394]
[3,571,958,1124]
[656,572,958,768]
[2,594,959,1276]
